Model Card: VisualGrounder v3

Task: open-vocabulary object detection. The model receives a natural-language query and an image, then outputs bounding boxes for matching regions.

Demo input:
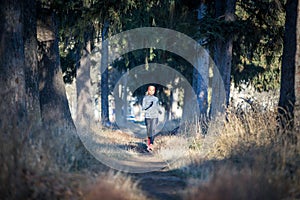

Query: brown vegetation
[182,107,300,200]
[0,106,299,200]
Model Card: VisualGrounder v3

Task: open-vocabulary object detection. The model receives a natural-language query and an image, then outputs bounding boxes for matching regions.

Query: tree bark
[100,21,110,125]
[0,0,28,197]
[213,0,236,108]
[0,0,27,129]
[24,0,41,124]
[294,0,300,133]
[193,2,209,116]
[278,0,297,126]
[37,5,83,168]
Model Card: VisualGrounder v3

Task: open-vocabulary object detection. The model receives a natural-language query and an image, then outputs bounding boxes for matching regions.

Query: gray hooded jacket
[142,95,160,118]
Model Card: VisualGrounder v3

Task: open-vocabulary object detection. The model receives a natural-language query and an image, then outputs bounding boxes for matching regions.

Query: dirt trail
[130,145,187,199]
[133,170,187,200]
[88,128,189,199]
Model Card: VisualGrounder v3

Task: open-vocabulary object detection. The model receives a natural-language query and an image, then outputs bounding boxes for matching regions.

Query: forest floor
[132,169,187,200]
[88,125,197,200]
[3,107,299,200]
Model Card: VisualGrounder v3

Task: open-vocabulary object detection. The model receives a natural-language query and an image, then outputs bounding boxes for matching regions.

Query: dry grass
[84,171,148,200]
[181,107,300,200]
[208,108,279,159]
[184,167,289,200]
[1,104,299,200]
[153,135,189,163]
[1,167,147,200]
[0,117,146,200]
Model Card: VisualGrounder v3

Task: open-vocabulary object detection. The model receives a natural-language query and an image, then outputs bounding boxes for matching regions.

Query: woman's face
[148,86,155,95]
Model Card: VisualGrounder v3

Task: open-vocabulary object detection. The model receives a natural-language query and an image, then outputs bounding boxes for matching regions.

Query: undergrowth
[0,106,299,199]
[181,107,300,199]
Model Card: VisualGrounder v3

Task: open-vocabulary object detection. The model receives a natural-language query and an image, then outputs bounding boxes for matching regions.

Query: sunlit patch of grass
[207,108,278,159]
[91,129,155,161]
[154,135,189,164]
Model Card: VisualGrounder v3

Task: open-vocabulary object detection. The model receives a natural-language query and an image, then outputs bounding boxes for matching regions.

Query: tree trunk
[293,0,300,133]
[100,21,110,125]
[0,0,28,197]
[0,0,27,130]
[24,0,41,124]
[193,2,209,116]
[37,5,83,168]
[278,0,297,127]
[213,0,236,108]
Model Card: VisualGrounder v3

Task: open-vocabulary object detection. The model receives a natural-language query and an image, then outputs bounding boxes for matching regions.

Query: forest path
[89,127,189,199]
[132,169,187,200]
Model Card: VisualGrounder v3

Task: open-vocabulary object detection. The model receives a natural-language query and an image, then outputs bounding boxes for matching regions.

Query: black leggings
[145,118,158,144]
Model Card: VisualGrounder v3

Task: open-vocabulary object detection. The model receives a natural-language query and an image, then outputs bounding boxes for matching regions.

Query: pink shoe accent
[147,144,153,151]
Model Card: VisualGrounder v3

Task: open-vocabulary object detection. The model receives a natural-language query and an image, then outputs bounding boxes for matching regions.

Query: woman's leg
[145,118,152,146]
[150,118,158,144]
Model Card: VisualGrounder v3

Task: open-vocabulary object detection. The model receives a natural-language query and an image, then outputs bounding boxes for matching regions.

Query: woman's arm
[142,96,153,110]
